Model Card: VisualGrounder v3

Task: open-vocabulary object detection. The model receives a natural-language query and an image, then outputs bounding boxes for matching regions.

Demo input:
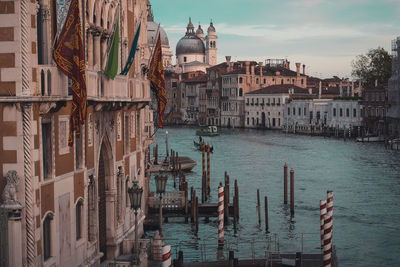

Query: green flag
[104,14,119,80]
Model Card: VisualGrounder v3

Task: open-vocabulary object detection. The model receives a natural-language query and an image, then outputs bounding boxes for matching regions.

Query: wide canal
[150,126,400,266]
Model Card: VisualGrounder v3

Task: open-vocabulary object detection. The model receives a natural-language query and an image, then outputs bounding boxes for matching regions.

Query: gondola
[193,140,214,153]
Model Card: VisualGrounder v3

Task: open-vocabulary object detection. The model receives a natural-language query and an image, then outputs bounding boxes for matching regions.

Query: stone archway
[97,135,114,261]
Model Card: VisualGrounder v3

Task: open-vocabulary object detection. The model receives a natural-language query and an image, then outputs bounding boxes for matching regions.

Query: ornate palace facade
[0,0,153,266]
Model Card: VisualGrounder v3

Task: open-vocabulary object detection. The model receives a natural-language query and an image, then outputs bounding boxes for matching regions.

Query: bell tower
[205,20,217,66]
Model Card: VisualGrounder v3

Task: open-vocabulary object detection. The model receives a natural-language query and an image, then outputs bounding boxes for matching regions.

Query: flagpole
[101,3,120,71]
[147,23,161,68]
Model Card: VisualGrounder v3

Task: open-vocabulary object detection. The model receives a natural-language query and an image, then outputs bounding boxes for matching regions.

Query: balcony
[36,66,150,103]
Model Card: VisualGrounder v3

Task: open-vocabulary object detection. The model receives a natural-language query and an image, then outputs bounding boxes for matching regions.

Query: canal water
[149,126,400,266]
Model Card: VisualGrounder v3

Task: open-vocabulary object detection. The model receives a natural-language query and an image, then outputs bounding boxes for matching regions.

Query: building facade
[221,60,308,128]
[388,37,400,137]
[0,1,153,266]
[175,18,217,73]
[361,84,387,135]
[245,85,310,129]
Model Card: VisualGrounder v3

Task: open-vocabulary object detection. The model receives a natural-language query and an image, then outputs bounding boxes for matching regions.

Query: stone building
[221,59,308,128]
[180,72,207,124]
[245,85,310,129]
[361,84,387,135]
[388,37,400,137]
[175,18,218,73]
[0,0,153,266]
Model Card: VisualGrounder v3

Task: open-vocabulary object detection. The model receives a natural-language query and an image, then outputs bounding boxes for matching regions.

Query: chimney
[319,81,322,99]
[178,74,182,81]
[351,81,354,97]
[339,81,343,96]
[245,61,250,75]
[346,84,350,97]
[225,56,231,63]
[286,61,290,70]
[302,64,306,75]
[358,80,362,96]
[308,88,313,95]
[296,63,301,76]
[375,79,378,87]
[225,56,231,72]
[251,64,255,76]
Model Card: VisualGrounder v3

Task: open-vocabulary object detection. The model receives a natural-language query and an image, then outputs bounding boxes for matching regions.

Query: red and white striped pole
[320,200,327,249]
[218,183,224,247]
[323,191,333,267]
[162,245,171,267]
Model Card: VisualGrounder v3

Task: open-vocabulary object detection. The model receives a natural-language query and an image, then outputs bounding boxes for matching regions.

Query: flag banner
[53,0,87,147]
[120,21,141,75]
[148,34,167,128]
[104,13,119,80]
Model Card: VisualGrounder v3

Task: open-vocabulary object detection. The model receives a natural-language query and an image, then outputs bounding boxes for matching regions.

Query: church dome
[176,35,205,55]
[147,21,169,47]
[196,25,204,35]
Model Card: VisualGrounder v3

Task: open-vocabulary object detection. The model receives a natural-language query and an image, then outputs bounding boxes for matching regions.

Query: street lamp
[128,180,143,265]
[155,175,168,236]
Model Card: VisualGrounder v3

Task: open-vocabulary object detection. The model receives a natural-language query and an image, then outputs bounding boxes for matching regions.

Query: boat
[356,135,384,142]
[175,156,197,171]
[193,140,214,153]
[196,126,220,137]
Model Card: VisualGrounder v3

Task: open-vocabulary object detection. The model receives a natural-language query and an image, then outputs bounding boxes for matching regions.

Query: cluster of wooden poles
[256,163,296,232]
[201,141,211,201]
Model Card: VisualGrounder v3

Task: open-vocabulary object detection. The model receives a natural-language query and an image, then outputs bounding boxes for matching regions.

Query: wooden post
[233,195,237,232]
[290,168,295,216]
[207,144,211,195]
[257,189,261,225]
[202,173,206,203]
[202,141,205,181]
[176,152,179,172]
[190,187,194,222]
[155,144,158,165]
[184,182,188,223]
[265,196,269,232]
[284,162,288,204]
[234,180,239,219]
[195,196,199,233]
[224,180,229,224]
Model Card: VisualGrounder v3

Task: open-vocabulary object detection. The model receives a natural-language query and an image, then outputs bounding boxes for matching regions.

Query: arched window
[281,79,284,85]
[76,200,83,240]
[43,214,53,261]
[239,88,243,97]
[256,78,259,84]
[41,70,45,96]
[184,56,187,62]
[47,70,52,95]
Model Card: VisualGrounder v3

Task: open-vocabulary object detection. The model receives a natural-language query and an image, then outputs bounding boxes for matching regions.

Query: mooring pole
[290,168,295,216]
[207,144,211,195]
[284,162,288,204]
[265,196,269,232]
[257,189,261,225]
[234,180,239,219]
[218,183,224,248]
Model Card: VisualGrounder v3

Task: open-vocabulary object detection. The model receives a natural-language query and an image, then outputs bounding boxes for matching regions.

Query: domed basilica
[175,18,218,73]
[147,1,218,73]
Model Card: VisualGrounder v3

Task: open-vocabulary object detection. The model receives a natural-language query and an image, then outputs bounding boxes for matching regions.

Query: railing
[37,65,69,97]
[148,191,185,209]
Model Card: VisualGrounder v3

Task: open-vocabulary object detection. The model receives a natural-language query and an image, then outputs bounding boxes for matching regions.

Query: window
[293,107,296,115]
[298,108,301,116]
[124,114,129,154]
[43,214,53,261]
[252,117,254,125]
[281,79,284,85]
[239,77,243,83]
[256,78,259,84]
[304,107,306,116]
[301,79,304,85]
[247,117,249,125]
[353,108,356,117]
[263,78,266,84]
[346,108,350,117]
[76,200,83,240]
[184,57,187,62]
[288,108,290,115]
[42,120,52,180]
[333,108,336,117]
[340,108,343,117]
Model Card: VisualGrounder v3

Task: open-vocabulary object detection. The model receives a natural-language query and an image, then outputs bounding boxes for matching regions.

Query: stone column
[100,33,109,70]
[93,31,101,71]
[0,171,24,267]
[87,29,94,69]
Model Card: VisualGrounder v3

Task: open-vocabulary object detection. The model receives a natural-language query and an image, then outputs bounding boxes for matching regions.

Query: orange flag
[53,0,87,146]
[148,34,167,128]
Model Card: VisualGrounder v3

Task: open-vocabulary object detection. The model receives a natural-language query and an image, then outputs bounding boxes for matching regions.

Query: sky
[149,0,400,79]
